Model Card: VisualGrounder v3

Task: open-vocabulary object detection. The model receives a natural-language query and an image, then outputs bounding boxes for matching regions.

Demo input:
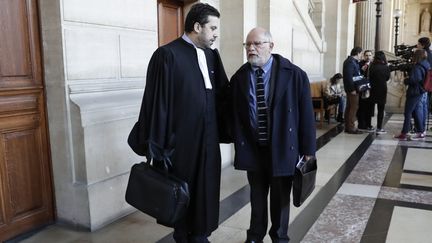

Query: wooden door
[0,0,55,241]
[158,0,184,46]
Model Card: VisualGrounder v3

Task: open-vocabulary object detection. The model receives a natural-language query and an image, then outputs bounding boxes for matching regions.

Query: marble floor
[9,113,432,243]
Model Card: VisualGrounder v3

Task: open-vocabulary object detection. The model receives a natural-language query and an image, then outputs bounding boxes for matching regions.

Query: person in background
[127,3,229,242]
[359,50,373,75]
[229,27,316,243]
[324,73,346,122]
[357,50,374,132]
[417,37,431,135]
[343,46,363,134]
[394,49,429,140]
[368,51,390,134]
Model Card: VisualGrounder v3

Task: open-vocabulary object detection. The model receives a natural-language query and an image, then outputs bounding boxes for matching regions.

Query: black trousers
[357,96,374,129]
[246,146,293,243]
[375,103,385,130]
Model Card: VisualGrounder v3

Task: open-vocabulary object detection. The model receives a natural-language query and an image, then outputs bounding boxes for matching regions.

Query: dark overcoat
[369,62,390,105]
[229,54,316,176]
[128,37,229,234]
[343,56,361,93]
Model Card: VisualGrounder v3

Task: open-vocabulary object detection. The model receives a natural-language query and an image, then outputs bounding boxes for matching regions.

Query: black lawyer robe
[128,37,229,235]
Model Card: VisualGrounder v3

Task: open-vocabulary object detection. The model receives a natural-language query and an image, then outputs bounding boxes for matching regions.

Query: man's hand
[350,90,356,95]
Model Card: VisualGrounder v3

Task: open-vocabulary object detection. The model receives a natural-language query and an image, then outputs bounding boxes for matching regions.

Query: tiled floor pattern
[14,114,432,243]
[385,206,432,243]
[305,113,432,243]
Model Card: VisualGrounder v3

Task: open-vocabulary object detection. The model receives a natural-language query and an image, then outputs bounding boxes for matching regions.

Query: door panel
[0,0,31,77]
[5,129,44,218]
[0,0,54,241]
[0,0,42,89]
[158,0,184,46]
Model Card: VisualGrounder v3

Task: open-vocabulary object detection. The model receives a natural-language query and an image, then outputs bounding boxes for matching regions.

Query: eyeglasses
[243,41,270,48]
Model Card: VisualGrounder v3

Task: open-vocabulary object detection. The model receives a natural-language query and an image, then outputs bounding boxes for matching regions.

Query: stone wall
[220,0,330,81]
[41,0,161,230]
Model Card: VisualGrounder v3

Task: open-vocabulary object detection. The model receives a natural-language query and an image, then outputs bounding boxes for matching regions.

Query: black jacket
[369,62,390,104]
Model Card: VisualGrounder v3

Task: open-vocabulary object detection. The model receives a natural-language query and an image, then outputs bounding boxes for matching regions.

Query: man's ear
[193,22,201,33]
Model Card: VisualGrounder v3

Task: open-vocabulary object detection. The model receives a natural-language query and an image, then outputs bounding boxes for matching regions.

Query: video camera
[388,44,416,72]
[395,44,416,60]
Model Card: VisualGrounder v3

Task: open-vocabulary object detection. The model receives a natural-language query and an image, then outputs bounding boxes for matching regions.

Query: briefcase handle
[145,142,175,173]
[145,157,173,173]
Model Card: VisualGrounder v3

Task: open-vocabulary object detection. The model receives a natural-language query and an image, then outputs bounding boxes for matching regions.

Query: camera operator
[394,49,429,140]
[416,37,431,135]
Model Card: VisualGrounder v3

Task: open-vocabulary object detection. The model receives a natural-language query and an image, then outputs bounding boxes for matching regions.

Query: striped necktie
[255,68,268,145]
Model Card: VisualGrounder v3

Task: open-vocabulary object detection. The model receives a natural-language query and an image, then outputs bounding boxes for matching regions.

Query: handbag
[293,156,317,207]
[353,75,371,92]
[125,159,190,227]
[360,89,370,99]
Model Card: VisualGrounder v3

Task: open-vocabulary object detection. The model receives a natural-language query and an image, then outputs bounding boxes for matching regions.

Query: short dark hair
[364,50,373,55]
[184,3,220,33]
[350,46,363,56]
[418,37,431,49]
[373,51,387,64]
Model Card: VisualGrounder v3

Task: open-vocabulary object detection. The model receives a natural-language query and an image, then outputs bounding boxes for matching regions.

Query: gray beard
[248,57,262,66]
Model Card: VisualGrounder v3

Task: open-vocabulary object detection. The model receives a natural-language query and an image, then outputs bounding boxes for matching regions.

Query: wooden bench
[310,80,338,127]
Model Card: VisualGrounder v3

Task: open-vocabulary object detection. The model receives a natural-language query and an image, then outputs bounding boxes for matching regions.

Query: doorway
[158,0,185,46]
[0,0,55,241]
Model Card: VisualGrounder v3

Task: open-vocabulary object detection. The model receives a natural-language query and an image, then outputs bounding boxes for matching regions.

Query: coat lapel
[270,55,292,109]
[238,65,251,102]
[235,65,254,133]
[268,59,277,109]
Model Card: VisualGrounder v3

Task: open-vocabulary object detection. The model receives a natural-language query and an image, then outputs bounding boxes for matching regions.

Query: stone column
[339,1,357,71]
[323,0,342,78]
[354,0,375,51]
[379,0,397,52]
[40,0,159,230]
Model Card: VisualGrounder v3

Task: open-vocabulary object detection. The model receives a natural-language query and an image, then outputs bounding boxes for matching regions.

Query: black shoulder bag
[125,158,189,227]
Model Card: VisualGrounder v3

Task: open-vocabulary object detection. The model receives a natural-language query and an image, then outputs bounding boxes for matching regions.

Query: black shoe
[336,117,344,122]
[345,130,363,134]
[358,126,374,133]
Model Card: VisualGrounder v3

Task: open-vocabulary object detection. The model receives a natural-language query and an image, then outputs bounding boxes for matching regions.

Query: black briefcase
[125,160,189,227]
[293,156,317,207]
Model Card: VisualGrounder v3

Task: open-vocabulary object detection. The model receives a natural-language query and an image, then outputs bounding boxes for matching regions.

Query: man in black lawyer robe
[127,3,229,243]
